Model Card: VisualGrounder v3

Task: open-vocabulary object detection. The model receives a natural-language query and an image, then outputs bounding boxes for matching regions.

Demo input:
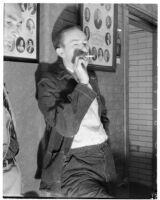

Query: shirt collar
[56,61,78,82]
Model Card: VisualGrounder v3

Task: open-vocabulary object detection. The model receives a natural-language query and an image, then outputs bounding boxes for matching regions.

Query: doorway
[128,16,157,190]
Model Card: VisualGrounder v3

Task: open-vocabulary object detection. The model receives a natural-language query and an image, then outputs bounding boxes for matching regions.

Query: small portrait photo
[105,32,111,46]
[26,18,35,34]
[94,9,102,29]
[26,39,34,54]
[92,47,97,61]
[105,4,111,11]
[84,7,90,22]
[106,16,112,29]
[28,3,37,15]
[89,48,92,56]
[98,48,103,61]
[19,3,27,12]
[104,49,110,63]
[84,26,90,40]
[4,39,15,53]
[16,37,25,53]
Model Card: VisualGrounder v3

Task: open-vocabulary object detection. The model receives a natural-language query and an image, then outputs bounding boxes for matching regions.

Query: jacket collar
[56,60,77,81]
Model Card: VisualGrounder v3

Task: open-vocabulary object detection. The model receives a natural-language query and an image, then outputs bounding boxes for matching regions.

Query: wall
[4,62,43,194]
[126,4,157,187]
[3,3,157,194]
[128,22,153,186]
[97,5,125,179]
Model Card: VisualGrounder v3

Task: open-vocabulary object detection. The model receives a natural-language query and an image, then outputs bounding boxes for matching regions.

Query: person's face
[107,33,111,40]
[56,28,89,68]
[29,41,32,46]
[86,8,89,19]
[104,51,109,60]
[4,4,23,51]
[28,20,34,29]
[92,48,97,60]
[99,50,103,57]
[20,39,23,46]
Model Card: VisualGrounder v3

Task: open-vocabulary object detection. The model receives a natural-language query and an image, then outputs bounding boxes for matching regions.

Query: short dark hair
[52,25,81,49]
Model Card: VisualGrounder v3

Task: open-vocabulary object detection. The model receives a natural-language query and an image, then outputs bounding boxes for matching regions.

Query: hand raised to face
[72,49,89,84]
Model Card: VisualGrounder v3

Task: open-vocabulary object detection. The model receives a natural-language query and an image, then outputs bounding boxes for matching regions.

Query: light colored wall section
[4,62,43,194]
[128,24,153,186]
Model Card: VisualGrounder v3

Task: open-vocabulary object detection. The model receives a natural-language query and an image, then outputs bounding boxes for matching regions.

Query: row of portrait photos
[13,37,34,54]
[84,26,111,46]
[84,5,112,30]
[90,47,110,63]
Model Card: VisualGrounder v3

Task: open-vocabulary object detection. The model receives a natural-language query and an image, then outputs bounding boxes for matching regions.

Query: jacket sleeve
[37,78,97,137]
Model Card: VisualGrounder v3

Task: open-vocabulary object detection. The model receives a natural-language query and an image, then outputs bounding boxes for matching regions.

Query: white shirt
[71,84,108,149]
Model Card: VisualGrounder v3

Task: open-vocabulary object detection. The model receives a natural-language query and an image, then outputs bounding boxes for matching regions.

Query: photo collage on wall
[4,3,37,60]
[83,4,114,67]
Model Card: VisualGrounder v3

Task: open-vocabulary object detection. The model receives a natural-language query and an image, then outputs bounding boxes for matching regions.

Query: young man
[36,25,117,197]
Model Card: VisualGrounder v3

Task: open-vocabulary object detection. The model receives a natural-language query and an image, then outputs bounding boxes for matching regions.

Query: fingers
[74,56,89,84]
[75,56,88,70]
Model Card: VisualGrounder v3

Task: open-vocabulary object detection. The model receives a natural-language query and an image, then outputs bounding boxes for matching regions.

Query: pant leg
[103,143,117,182]
[61,141,116,198]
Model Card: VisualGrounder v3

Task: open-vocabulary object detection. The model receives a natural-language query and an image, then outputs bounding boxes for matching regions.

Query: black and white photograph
[105,32,111,46]
[26,39,34,54]
[94,8,102,29]
[82,4,117,71]
[91,46,98,61]
[3,3,157,199]
[106,15,112,29]
[16,37,25,53]
[26,18,35,35]
[84,26,90,40]
[98,47,103,61]
[84,7,90,22]
[4,3,38,62]
[104,49,110,62]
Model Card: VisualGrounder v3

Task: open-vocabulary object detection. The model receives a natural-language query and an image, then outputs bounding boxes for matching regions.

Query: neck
[63,60,74,73]
[63,59,80,82]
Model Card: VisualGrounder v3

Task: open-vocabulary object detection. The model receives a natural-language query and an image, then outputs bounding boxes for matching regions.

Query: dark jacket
[36,61,109,193]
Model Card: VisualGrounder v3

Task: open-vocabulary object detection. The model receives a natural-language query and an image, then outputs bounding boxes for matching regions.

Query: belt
[3,158,15,171]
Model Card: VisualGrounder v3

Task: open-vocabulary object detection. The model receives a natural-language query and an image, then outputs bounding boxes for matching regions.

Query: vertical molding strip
[122,4,129,178]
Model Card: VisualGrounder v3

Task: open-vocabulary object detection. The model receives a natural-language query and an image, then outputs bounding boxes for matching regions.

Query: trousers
[61,141,117,198]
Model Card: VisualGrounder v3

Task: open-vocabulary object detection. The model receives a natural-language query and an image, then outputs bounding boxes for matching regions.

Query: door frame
[123,4,157,188]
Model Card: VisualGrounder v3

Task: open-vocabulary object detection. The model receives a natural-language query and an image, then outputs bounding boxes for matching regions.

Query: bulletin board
[4,3,39,63]
[81,4,117,71]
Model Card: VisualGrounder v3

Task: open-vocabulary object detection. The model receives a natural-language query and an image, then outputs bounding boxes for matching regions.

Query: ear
[56,47,65,58]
